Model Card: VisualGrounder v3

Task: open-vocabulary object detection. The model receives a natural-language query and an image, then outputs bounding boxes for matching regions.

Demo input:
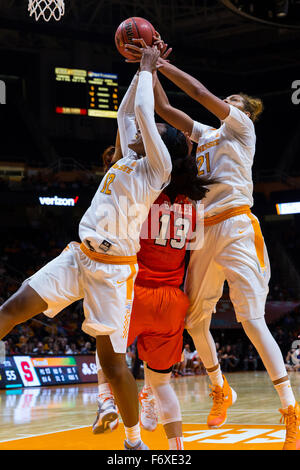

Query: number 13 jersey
[136,192,196,289]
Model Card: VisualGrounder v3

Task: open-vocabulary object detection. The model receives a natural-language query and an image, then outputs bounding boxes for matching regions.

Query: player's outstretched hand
[125,34,172,64]
[153,31,172,60]
[125,38,147,63]
[140,46,161,73]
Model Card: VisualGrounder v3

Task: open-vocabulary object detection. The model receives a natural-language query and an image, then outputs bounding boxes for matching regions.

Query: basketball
[115,17,156,60]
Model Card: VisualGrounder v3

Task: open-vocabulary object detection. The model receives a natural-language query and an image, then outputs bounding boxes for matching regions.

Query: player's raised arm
[125,40,226,137]
[134,47,172,188]
[156,59,230,122]
[124,41,229,122]
[155,60,256,145]
[117,71,139,159]
[154,77,194,136]
[110,129,123,165]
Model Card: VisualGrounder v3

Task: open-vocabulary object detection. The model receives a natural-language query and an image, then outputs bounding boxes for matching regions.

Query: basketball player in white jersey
[0,47,174,451]
[125,40,300,450]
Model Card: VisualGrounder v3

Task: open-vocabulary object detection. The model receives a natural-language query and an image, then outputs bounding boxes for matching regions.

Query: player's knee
[150,381,181,425]
[0,300,21,327]
[0,284,42,325]
[187,317,211,337]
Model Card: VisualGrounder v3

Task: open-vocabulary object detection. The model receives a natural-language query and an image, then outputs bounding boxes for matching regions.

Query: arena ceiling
[0,0,299,75]
[0,1,299,178]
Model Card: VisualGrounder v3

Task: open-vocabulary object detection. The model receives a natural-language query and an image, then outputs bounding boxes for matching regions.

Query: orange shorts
[127,284,190,370]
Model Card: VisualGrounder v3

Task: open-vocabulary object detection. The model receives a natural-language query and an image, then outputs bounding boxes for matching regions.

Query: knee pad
[145,367,182,425]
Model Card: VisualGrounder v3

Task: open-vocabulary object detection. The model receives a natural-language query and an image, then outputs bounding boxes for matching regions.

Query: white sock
[274,380,296,409]
[125,423,141,446]
[98,382,113,398]
[168,437,184,450]
[207,365,224,388]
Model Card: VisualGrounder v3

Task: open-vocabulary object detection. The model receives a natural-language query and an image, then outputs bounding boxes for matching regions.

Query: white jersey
[79,71,172,256]
[191,105,256,217]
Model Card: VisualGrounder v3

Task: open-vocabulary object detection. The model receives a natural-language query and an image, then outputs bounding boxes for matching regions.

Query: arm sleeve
[117,72,139,159]
[223,104,256,146]
[190,120,214,143]
[135,70,172,190]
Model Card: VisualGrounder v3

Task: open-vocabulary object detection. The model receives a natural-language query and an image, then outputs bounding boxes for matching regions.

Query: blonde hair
[239,93,264,123]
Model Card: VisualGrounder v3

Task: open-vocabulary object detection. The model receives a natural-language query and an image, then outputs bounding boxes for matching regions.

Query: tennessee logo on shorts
[122,303,132,339]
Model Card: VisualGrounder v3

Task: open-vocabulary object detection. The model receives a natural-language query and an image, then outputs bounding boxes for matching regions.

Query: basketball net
[28,0,65,22]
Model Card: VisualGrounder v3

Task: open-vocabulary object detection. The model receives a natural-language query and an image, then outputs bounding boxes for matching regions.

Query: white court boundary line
[0,425,89,443]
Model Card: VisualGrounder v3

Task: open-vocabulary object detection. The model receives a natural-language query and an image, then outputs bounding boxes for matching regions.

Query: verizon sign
[39,195,79,206]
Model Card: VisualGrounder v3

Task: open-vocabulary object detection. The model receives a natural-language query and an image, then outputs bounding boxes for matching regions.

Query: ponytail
[239,93,264,122]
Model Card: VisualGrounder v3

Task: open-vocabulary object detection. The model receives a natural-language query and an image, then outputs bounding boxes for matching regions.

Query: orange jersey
[136,193,196,288]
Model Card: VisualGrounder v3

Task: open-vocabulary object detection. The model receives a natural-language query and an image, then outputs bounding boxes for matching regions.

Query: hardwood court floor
[0,371,299,451]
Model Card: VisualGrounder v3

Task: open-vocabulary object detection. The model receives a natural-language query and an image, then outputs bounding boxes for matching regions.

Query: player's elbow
[192,86,209,104]
[134,100,143,114]
[134,101,147,123]
[155,102,172,119]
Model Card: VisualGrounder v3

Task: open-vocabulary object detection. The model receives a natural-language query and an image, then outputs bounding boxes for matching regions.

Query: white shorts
[184,212,270,328]
[27,242,138,353]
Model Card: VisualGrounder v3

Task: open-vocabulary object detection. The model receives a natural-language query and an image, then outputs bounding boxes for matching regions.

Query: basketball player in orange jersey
[125,39,300,450]
[93,189,197,451]
[0,47,175,451]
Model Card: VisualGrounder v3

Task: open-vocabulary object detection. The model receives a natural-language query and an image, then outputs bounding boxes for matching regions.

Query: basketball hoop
[28,0,65,22]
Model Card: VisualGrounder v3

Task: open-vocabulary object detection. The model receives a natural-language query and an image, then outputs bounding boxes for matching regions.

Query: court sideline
[1,371,298,450]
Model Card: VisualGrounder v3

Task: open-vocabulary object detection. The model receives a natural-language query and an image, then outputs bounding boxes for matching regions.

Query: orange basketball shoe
[207,375,237,428]
[279,402,300,450]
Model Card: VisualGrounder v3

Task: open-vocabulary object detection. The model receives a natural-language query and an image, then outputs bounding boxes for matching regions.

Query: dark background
[0,0,300,366]
[0,0,299,174]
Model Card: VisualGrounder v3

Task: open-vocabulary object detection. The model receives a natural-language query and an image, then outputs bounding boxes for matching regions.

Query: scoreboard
[0,355,98,389]
[31,357,80,385]
[55,68,118,118]
[0,357,23,389]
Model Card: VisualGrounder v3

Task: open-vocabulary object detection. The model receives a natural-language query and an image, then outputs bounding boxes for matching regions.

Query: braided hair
[160,124,213,203]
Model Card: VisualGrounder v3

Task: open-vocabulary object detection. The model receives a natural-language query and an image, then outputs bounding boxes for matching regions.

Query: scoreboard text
[55,68,118,118]
[0,355,97,389]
